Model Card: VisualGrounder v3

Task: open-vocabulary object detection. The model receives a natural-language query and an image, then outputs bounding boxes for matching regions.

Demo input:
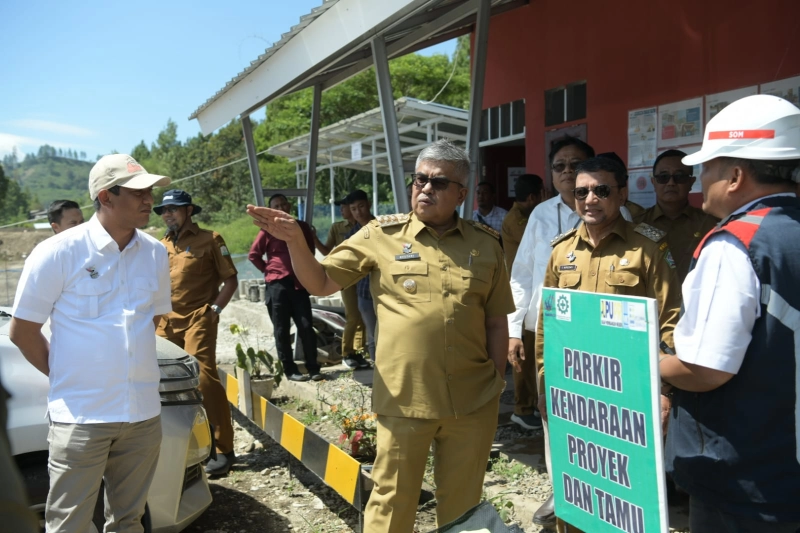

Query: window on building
[480,99,525,144]
[545,81,587,127]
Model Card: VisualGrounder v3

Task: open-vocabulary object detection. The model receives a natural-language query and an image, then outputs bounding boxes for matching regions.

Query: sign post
[541,288,668,533]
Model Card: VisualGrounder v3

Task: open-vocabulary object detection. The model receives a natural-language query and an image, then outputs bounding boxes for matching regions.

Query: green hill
[8,155,93,211]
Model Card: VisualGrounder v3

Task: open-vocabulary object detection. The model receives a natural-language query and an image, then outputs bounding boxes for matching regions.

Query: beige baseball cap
[89,154,171,200]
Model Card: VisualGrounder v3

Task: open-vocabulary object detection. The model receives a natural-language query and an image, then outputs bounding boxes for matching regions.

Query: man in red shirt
[248,194,323,382]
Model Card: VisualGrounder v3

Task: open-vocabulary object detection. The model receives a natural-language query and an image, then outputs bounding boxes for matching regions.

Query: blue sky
[1,1,456,161]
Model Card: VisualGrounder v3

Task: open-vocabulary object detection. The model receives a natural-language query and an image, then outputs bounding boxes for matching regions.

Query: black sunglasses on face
[411,173,464,191]
[573,184,620,201]
[161,205,182,213]
[653,172,693,185]
[552,161,583,174]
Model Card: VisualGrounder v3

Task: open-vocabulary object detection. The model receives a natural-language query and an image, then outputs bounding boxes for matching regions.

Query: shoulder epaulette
[634,223,667,242]
[374,213,410,227]
[467,220,500,239]
[550,228,577,247]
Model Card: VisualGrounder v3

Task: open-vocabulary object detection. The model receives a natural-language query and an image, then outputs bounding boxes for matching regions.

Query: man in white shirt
[472,181,508,233]
[660,96,800,532]
[10,154,172,533]
[506,135,594,528]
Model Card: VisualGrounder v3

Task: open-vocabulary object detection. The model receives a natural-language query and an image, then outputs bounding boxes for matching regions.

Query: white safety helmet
[683,94,800,166]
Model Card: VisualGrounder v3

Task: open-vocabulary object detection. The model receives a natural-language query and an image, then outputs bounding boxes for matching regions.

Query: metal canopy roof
[269,97,468,175]
[190,0,526,134]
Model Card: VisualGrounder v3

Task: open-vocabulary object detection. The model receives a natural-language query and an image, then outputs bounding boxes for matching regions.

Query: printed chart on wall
[628,108,657,170]
[658,98,703,148]
[628,170,656,208]
[706,86,758,126]
[760,75,800,109]
[542,288,668,533]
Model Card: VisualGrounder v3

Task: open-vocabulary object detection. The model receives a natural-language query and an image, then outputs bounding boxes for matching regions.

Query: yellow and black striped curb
[218,368,369,510]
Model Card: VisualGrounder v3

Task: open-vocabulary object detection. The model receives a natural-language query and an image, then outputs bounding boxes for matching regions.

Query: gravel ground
[192,301,682,533]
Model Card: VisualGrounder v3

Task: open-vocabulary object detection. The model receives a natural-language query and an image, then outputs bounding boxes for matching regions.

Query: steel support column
[242,115,265,207]
[372,140,379,212]
[463,0,491,218]
[371,36,409,214]
[305,84,323,223]
[329,153,336,224]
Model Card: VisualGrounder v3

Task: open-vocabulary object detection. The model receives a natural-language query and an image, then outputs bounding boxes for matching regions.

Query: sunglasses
[410,173,464,191]
[653,172,693,185]
[573,185,620,201]
[551,161,583,174]
[161,205,183,214]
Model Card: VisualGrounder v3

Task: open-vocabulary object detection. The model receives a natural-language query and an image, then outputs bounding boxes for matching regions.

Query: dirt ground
[187,400,551,533]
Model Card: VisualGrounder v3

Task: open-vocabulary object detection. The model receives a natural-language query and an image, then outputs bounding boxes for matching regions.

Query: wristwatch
[210,304,222,314]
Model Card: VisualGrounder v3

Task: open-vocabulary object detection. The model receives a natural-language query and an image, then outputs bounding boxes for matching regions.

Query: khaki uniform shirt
[325,220,355,250]
[634,203,718,282]
[501,202,530,268]
[160,221,238,319]
[535,216,681,386]
[321,213,515,419]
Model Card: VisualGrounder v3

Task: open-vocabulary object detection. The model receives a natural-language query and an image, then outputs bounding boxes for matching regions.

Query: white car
[0,308,213,532]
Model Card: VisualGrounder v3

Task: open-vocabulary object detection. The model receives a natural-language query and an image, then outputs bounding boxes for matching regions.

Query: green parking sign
[542,288,668,533]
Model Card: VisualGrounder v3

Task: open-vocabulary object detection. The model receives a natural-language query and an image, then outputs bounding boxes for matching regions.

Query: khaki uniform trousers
[365,394,500,533]
[46,416,161,533]
[157,307,233,453]
[514,331,539,415]
[340,285,364,355]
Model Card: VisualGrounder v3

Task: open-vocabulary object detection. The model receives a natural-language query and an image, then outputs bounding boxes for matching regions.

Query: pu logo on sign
[556,293,571,322]
[601,299,624,328]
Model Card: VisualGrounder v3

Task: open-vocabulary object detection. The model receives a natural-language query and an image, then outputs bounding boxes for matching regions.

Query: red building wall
[482,0,800,179]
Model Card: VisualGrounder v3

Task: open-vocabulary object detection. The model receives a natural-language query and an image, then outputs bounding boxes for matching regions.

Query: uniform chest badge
[85,266,99,279]
[395,242,420,261]
[693,232,702,238]
[620,258,629,266]
[566,251,576,263]
[403,279,417,293]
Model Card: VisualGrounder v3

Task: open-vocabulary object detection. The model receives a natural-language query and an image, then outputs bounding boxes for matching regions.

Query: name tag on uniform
[394,253,421,261]
[559,265,577,271]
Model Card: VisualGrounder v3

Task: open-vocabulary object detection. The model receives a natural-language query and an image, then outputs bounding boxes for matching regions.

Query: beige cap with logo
[89,154,171,200]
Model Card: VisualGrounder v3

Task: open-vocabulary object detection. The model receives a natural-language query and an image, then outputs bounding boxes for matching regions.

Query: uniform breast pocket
[605,271,641,294]
[461,265,492,303]
[75,279,113,319]
[389,262,431,303]
[132,277,158,311]
[558,272,581,289]
[180,249,206,273]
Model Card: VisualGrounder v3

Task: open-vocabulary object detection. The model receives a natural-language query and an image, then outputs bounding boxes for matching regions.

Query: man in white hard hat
[659,95,800,532]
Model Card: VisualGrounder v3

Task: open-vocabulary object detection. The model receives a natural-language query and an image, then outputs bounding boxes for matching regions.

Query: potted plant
[230,324,284,399]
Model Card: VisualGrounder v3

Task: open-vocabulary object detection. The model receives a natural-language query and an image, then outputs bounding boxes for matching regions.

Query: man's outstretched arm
[246,205,342,296]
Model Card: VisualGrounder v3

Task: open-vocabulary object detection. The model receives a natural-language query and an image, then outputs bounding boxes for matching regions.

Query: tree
[0,165,31,224]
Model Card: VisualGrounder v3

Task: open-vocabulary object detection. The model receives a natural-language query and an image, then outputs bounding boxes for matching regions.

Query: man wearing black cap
[154,189,240,476]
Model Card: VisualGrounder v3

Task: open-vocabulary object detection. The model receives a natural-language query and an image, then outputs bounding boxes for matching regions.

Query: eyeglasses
[653,172,693,185]
[162,205,182,213]
[573,185,620,201]
[410,173,464,191]
[552,161,583,174]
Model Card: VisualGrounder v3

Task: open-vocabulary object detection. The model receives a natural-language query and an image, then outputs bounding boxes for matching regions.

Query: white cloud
[6,119,94,138]
[0,132,83,158]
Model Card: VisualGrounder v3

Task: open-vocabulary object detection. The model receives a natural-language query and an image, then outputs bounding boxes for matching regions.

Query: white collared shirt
[507,196,634,337]
[674,194,794,373]
[13,215,171,423]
